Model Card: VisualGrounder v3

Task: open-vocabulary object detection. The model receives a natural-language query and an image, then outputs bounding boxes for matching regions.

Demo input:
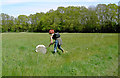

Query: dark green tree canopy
[1,3,119,33]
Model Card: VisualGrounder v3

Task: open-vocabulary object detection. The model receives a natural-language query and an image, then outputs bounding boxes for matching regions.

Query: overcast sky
[1,0,119,17]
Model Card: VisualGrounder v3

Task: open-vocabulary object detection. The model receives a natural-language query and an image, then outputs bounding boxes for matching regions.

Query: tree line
[1,3,119,33]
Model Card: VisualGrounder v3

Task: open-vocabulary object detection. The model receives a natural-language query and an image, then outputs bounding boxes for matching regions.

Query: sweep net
[35,45,47,54]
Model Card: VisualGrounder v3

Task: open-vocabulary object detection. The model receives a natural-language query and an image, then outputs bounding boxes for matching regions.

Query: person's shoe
[62,50,65,53]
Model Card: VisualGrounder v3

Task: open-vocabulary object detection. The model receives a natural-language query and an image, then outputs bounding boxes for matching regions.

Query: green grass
[2,33,118,76]
[0,33,2,78]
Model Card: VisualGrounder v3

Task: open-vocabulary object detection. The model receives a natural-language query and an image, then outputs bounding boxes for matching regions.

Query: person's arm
[49,35,54,47]
[50,36,53,43]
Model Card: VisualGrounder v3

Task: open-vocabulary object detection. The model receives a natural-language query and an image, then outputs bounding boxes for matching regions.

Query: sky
[0,0,119,17]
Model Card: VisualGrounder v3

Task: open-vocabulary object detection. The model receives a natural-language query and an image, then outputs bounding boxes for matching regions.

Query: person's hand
[49,43,53,47]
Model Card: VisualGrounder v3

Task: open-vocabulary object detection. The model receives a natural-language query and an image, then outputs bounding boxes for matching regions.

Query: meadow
[2,33,118,76]
[0,33,2,78]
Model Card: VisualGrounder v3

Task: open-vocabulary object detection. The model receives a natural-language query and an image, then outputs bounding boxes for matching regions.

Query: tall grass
[2,33,118,76]
[0,33,2,77]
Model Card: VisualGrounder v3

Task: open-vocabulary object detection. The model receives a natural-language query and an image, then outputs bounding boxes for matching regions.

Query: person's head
[49,29,54,34]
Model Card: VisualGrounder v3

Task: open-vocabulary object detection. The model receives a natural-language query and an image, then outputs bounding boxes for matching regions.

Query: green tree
[83,6,99,32]
[1,3,118,33]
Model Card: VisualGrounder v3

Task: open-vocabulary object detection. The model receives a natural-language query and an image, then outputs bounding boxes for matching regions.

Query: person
[49,29,64,53]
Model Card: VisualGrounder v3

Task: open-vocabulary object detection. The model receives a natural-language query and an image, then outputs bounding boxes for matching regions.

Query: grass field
[2,33,118,76]
[0,33,2,78]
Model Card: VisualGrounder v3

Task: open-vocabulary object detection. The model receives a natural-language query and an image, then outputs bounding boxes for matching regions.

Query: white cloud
[86,0,97,2]
[1,0,33,5]
[1,0,119,5]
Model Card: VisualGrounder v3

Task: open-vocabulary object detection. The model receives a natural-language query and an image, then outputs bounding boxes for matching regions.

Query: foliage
[1,4,119,33]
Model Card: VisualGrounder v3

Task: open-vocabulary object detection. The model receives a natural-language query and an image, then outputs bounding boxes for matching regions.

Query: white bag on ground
[35,45,47,54]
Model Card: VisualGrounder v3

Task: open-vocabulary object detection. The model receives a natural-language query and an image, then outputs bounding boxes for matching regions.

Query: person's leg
[54,40,58,53]
[58,45,64,52]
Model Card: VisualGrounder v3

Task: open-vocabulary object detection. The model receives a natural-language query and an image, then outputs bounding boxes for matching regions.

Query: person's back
[52,32,60,40]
